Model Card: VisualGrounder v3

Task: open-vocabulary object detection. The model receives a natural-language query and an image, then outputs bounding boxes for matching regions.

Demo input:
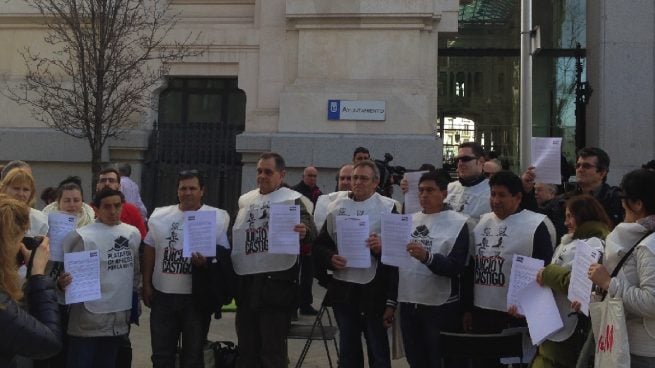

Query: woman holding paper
[588,169,655,367]
[532,195,611,368]
[0,194,62,366]
[43,178,95,228]
[41,178,95,368]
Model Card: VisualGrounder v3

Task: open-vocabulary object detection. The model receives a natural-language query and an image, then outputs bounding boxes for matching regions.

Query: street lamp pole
[520,0,532,171]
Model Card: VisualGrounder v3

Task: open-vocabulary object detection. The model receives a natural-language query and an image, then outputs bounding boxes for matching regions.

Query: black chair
[439,330,525,367]
[287,303,339,368]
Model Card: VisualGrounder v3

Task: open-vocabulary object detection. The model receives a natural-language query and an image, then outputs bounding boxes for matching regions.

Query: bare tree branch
[4,0,201,179]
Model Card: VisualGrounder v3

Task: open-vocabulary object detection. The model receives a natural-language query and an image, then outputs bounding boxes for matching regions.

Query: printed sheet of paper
[531,137,562,185]
[403,171,427,215]
[517,281,564,345]
[568,240,601,316]
[268,204,301,255]
[507,254,544,314]
[381,214,413,268]
[183,211,218,257]
[64,250,101,304]
[47,212,77,262]
[336,216,371,268]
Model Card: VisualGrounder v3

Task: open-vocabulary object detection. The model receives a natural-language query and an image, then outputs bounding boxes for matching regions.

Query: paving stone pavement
[131,285,409,367]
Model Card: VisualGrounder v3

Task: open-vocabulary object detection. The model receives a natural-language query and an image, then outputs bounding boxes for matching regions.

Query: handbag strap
[597,231,652,301]
[610,231,653,278]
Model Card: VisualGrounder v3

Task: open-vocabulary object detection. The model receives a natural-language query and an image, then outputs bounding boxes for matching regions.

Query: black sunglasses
[454,156,478,164]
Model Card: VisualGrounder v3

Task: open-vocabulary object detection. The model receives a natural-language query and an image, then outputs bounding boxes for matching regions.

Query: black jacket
[192,245,236,319]
[543,182,624,242]
[0,276,62,367]
[312,201,399,314]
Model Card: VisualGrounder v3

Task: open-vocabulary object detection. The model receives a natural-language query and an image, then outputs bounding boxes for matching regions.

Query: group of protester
[0,142,654,368]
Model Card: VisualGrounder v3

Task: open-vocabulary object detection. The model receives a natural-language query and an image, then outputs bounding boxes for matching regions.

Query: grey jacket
[607,226,655,357]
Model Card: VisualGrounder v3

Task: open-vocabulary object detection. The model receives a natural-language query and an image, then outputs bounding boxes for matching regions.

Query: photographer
[0,195,62,367]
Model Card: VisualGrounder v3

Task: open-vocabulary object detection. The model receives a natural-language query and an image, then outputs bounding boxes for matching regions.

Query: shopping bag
[589,298,630,368]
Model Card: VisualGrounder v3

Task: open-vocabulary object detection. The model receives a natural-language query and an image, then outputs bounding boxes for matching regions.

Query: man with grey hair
[118,162,148,219]
[313,159,401,368]
[534,182,557,207]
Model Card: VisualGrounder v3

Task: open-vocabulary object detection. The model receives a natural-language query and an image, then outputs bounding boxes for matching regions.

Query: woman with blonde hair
[0,194,62,366]
[0,168,49,237]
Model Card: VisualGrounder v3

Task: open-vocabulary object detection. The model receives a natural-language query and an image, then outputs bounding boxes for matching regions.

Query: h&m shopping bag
[589,297,630,368]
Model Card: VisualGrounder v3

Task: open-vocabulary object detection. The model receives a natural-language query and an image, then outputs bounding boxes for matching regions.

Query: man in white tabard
[313,160,401,368]
[400,142,490,222]
[311,163,353,289]
[463,171,554,366]
[313,163,354,231]
[142,170,230,368]
[60,188,141,367]
[398,170,471,367]
[444,142,491,222]
[231,152,317,368]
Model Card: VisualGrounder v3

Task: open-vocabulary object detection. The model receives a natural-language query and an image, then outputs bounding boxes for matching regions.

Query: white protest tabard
[531,137,562,185]
[64,250,101,304]
[268,204,301,255]
[517,281,564,345]
[47,212,77,262]
[507,254,544,314]
[336,215,371,268]
[381,213,413,268]
[183,211,217,257]
[403,171,427,215]
[568,240,601,316]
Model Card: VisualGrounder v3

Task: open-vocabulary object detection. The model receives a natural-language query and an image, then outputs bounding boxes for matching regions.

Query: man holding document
[60,188,141,367]
[313,160,401,368]
[396,170,471,368]
[463,171,553,366]
[142,170,231,368]
[231,152,316,368]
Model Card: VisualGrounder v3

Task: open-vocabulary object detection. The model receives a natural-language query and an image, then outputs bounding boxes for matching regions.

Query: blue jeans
[332,302,391,368]
[150,291,207,368]
[66,335,123,368]
[400,302,461,368]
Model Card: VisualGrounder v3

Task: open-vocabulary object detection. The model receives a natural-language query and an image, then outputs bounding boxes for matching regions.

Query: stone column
[586,1,655,184]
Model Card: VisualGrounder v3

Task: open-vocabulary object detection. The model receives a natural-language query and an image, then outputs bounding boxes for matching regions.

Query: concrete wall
[586,1,655,185]
[1,0,457,193]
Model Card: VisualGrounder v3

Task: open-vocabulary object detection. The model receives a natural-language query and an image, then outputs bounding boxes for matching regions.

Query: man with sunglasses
[142,170,231,368]
[231,152,317,368]
[445,142,491,222]
[523,147,623,242]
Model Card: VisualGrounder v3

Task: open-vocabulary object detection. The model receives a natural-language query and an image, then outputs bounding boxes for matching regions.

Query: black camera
[374,153,406,197]
[23,236,44,251]
[17,236,44,266]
